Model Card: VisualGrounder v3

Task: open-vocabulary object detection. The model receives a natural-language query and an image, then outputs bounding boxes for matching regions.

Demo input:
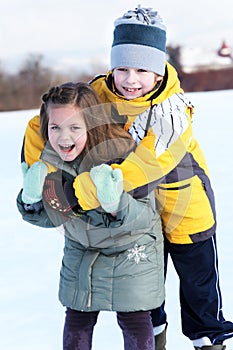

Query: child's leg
[151,238,169,349]
[117,311,154,350]
[63,308,99,350]
[167,234,233,346]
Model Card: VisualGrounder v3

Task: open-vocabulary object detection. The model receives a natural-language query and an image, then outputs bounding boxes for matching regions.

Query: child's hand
[90,164,123,213]
[21,161,48,204]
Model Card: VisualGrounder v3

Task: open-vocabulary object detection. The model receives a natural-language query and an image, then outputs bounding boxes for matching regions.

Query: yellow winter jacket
[22,62,215,244]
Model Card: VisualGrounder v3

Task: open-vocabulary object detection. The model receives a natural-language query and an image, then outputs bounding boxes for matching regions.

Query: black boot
[194,345,226,350]
[154,326,167,350]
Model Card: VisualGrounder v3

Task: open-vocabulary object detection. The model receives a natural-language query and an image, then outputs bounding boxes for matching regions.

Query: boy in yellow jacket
[21,6,233,350]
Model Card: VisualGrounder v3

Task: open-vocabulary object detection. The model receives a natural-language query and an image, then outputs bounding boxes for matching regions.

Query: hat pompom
[114,6,166,30]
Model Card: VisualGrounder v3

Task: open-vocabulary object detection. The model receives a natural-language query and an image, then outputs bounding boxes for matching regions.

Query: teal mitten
[90,164,123,213]
[21,161,48,204]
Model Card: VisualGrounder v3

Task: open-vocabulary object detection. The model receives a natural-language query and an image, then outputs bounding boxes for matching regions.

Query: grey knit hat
[111,6,167,76]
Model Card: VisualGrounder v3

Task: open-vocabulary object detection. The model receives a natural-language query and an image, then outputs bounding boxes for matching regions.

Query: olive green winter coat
[17,149,164,312]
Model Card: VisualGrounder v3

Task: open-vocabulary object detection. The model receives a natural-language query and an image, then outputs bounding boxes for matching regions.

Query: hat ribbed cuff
[111,44,166,76]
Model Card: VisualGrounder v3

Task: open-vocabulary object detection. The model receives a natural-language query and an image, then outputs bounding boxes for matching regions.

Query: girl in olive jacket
[17,82,164,350]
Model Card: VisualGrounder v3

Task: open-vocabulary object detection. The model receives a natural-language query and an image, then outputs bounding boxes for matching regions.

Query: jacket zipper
[87,292,92,308]
[157,183,191,194]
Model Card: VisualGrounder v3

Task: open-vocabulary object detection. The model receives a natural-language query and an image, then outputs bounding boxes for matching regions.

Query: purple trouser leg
[63,308,99,350]
[63,308,154,350]
[117,311,155,350]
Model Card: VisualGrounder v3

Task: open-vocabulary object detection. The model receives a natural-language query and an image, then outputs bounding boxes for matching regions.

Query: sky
[1,0,233,72]
[0,89,233,349]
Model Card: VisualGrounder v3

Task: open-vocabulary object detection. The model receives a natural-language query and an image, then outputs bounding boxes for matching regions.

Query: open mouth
[124,87,141,92]
[59,144,75,153]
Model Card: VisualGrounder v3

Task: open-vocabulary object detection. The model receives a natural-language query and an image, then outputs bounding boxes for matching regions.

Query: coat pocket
[155,176,215,243]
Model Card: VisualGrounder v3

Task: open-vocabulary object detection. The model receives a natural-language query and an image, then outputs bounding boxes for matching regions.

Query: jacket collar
[91,62,183,116]
[40,142,80,176]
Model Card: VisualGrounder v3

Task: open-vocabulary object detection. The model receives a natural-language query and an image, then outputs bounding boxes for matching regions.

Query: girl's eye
[138,69,147,73]
[50,125,59,130]
[71,126,81,131]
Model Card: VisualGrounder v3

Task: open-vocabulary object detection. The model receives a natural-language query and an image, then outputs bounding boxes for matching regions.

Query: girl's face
[48,105,87,161]
[113,67,163,100]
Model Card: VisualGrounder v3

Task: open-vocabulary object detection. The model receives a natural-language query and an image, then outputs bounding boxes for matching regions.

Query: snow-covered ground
[1,89,233,349]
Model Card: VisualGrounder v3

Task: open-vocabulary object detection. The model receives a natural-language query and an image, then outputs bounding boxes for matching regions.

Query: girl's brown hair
[40,82,136,170]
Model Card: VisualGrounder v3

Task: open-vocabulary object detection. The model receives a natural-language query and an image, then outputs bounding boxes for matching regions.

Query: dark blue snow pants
[63,308,155,350]
[151,234,233,344]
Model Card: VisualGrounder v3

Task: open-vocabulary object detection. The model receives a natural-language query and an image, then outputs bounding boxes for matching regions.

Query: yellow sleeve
[111,124,193,191]
[73,173,100,210]
[23,115,57,173]
[74,123,193,210]
[23,115,44,167]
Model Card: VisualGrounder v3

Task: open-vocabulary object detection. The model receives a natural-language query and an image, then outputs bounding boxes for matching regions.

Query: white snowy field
[0,89,233,349]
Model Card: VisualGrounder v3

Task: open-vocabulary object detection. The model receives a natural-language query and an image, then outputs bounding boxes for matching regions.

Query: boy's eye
[117,67,127,72]
[137,69,148,73]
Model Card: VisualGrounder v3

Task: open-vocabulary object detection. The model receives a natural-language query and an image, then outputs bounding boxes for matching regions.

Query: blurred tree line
[0,54,96,111]
[1,48,233,111]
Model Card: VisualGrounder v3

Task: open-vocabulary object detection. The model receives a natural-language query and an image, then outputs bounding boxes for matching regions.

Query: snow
[1,89,233,349]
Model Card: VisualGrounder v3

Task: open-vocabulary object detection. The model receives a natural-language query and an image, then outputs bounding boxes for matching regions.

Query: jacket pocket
[155,176,215,243]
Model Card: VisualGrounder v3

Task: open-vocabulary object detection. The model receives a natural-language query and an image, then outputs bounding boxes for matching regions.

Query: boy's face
[113,67,163,100]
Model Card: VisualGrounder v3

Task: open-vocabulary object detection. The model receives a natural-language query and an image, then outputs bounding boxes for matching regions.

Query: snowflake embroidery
[127,244,148,264]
